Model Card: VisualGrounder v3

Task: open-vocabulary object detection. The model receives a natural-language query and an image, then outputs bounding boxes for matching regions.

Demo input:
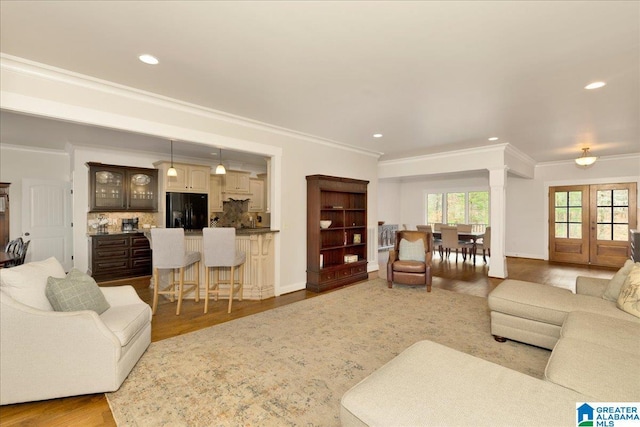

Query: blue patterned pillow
[45,269,110,314]
[398,238,425,262]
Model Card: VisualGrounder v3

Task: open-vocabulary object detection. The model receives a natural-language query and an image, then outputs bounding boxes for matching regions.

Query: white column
[489,167,508,278]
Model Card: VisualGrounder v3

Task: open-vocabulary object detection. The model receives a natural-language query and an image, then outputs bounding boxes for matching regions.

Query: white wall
[0,145,70,240]
[377,180,402,225]
[379,154,639,263]
[1,56,380,295]
[507,155,640,260]
[386,173,490,230]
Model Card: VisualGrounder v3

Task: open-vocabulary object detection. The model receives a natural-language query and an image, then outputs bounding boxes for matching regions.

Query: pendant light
[167,140,177,177]
[215,148,226,175]
[575,147,597,167]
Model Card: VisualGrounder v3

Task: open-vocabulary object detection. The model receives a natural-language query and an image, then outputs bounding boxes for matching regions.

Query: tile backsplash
[87,212,159,233]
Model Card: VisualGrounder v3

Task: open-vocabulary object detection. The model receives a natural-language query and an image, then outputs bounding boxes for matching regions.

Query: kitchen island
[150,227,278,301]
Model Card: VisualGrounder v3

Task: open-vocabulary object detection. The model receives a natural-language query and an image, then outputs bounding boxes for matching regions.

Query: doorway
[21,178,73,270]
[549,182,637,267]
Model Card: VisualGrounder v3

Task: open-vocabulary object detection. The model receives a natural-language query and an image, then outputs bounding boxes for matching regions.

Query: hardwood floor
[0,257,617,426]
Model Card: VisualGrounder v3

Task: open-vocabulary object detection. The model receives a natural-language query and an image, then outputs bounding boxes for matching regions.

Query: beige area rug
[106,279,550,426]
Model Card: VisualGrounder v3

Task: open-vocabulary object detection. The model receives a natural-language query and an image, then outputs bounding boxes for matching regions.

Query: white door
[21,179,73,270]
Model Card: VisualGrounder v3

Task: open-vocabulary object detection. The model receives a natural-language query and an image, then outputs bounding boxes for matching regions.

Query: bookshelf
[306,175,369,292]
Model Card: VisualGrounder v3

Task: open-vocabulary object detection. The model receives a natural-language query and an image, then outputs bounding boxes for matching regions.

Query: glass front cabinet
[88,163,158,212]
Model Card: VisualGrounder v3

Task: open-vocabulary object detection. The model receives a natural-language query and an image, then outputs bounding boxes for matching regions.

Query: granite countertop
[87,230,147,237]
[88,227,278,237]
[184,227,279,236]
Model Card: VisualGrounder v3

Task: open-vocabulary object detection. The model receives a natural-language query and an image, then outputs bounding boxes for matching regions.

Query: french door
[549,182,637,267]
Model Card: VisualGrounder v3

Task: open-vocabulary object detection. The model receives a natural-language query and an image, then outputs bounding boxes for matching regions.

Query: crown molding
[535,152,640,168]
[378,142,512,166]
[0,142,68,155]
[1,54,382,159]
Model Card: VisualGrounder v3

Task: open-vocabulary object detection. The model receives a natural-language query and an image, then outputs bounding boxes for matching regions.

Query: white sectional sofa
[0,257,151,405]
[341,261,640,426]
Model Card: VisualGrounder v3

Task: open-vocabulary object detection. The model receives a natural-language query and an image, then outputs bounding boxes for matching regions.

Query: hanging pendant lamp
[215,148,226,175]
[167,140,178,177]
[575,147,597,166]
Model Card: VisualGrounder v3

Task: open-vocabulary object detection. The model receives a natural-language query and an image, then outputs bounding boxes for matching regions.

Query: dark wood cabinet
[88,163,158,212]
[89,233,151,282]
[306,175,369,292]
[0,183,10,248]
[631,229,640,262]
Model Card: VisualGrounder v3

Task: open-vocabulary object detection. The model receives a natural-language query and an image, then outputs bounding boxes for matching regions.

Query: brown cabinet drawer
[95,248,128,258]
[320,271,336,282]
[94,259,128,270]
[131,235,150,247]
[90,233,151,282]
[132,247,151,258]
[351,264,366,275]
[94,236,128,248]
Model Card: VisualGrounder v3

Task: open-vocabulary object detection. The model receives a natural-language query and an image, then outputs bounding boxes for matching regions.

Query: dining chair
[440,225,473,262]
[417,225,440,257]
[477,226,491,263]
[202,227,246,314]
[3,238,25,268]
[456,224,475,261]
[150,228,201,315]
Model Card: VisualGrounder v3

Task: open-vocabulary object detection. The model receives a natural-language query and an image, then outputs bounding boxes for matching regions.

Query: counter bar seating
[150,228,201,315]
[202,227,246,314]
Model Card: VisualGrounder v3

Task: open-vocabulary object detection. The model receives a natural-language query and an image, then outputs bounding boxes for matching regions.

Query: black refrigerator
[166,192,208,231]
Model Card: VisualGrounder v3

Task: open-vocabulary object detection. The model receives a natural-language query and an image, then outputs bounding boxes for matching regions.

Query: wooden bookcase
[306,175,369,292]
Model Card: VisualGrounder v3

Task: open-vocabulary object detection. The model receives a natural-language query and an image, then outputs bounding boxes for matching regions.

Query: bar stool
[202,227,246,314]
[150,228,201,315]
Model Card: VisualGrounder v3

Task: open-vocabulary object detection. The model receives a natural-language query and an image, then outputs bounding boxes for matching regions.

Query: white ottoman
[340,340,587,426]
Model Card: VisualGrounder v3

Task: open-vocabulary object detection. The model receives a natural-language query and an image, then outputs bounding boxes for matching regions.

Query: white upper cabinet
[223,170,251,194]
[156,162,211,194]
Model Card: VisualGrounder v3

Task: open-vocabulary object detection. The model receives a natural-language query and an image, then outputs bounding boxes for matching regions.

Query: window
[596,188,630,241]
[425,190,489,230]
[426,193,443,224]
[554,190,583,239]
[446,193,465,224]
[469,191,489,225]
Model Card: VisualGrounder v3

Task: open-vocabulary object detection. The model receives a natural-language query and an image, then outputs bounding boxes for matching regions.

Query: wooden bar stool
[150,228,201,315]
[202,227,246,314]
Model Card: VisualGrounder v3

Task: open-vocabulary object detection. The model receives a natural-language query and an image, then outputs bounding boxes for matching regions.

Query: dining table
[0,252,18,268]
[431,230,485,264]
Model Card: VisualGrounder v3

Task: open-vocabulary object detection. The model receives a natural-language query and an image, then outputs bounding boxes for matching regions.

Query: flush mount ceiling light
[373,133,383,138]
[138,54,159,65]
[488,137,499,141]
[167,140,177,177]
[575,147,597,166]
[585,81,606,90]
[215,148,226,175]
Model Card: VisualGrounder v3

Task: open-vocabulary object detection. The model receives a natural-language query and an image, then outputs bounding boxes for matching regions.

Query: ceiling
[1,1,638,164]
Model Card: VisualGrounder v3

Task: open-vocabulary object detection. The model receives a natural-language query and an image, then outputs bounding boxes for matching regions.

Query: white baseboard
[505,252,545,260]
[276,281,306,296]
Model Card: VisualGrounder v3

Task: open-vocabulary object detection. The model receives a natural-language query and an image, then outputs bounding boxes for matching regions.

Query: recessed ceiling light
[373,133,383,138]
[488,137,499,141]
[585,81,606,90]
[138,54,159,65]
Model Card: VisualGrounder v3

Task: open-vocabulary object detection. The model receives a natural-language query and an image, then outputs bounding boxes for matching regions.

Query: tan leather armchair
[387,230,433,292]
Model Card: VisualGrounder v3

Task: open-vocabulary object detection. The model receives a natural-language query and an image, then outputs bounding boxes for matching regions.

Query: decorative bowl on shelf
[378,221,385,226]
[320,220,332,229]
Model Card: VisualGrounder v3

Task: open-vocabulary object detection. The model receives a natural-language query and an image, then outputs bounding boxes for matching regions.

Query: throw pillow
[602,259,637,302]
[616,265,640,318]
[0,256,65,310]
[399,238,426,262]
[45,269,110,314]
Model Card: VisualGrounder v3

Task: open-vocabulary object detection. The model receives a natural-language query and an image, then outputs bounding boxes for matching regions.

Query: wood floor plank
[0,257,617,426]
